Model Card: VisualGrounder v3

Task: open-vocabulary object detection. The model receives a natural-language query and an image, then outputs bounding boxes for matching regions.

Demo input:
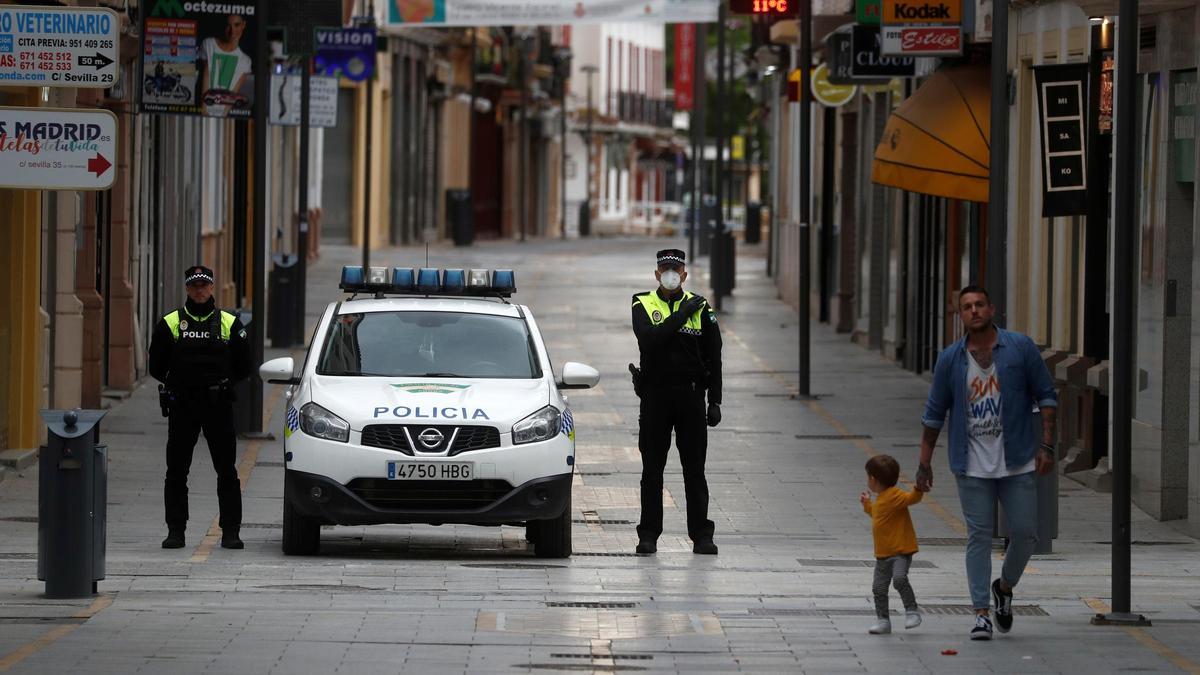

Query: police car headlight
[511,406,561,445]
[299,402,350,443]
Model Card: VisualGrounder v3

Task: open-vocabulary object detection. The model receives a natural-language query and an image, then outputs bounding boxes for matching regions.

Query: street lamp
[580,64,598,238]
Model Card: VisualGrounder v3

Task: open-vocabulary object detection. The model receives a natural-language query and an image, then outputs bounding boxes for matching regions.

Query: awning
[871,64,990,203]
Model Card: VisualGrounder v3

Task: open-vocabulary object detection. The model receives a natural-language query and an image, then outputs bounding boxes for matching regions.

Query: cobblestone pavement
[2,238,1200,674]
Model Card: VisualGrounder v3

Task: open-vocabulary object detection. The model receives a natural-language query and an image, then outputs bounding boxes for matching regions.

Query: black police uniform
[148,266,251,547]
[631,250,722,550]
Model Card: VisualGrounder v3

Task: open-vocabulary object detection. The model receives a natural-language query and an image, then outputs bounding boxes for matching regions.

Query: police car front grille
[346,478,514,511]
[360,424,501,456]
[361,425,412,453]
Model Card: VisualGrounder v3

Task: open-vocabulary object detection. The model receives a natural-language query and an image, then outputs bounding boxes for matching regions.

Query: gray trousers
[873,554,918,619]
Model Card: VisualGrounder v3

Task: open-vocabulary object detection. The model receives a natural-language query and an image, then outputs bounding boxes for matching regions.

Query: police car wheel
[282,498,321,556]
[532,495,572,559]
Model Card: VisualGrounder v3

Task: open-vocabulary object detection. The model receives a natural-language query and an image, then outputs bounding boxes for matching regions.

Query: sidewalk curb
[0,447,38,471]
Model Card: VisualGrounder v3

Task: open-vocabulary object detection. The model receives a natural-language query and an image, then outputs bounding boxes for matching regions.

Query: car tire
[282,497,321,556]
[533,496,572,559]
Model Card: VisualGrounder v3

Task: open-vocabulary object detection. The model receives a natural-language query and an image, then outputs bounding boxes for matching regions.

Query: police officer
[148,266,251,550]
[631,249,722,555]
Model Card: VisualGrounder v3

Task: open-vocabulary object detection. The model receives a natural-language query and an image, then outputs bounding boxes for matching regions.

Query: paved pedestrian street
[2,239,1199,675]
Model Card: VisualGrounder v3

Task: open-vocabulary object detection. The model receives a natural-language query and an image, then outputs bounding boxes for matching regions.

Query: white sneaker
[868,619,892,634]
[905,611,922,629]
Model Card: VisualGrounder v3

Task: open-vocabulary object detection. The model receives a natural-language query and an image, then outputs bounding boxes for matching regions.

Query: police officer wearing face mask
[148,266,251,550]
[630,249,723,555]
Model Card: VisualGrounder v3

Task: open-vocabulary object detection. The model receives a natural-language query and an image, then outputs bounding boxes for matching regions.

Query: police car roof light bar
[338,265,515,298]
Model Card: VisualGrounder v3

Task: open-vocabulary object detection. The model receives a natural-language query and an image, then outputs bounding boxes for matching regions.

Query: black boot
[692,539,718,555]
[635,540,657,555]
[220,529,244,549]
[161,530,185,549]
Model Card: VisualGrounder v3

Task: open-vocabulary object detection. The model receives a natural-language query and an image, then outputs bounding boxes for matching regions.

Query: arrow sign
[87,154,112,177]
[78,53,115,71]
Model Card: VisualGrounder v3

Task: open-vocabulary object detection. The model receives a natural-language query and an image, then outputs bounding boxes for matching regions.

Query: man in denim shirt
[915,286,1057,641]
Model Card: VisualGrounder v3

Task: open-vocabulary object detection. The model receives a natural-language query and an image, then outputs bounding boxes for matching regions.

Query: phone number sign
[0,6,119,88]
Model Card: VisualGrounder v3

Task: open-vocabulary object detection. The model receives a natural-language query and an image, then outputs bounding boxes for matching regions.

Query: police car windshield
[317,311,542,379]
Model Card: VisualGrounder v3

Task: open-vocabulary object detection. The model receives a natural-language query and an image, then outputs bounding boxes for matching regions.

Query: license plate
[387,461,473,481]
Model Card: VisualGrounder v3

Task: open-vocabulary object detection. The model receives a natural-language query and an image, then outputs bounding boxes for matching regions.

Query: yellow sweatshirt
[863,486,923,559]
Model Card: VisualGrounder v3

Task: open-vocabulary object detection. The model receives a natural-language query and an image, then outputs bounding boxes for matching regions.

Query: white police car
[259,266,599,558]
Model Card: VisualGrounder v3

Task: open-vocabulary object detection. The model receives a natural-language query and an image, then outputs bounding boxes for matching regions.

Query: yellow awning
[871,64,990,203]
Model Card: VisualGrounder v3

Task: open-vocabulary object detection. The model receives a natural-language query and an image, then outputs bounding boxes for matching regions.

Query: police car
[259,266,599,558]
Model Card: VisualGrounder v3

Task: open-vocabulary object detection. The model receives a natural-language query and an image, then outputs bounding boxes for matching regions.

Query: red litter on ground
[941,649,958,656]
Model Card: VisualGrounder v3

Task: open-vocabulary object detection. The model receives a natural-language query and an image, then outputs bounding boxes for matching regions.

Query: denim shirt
[921,328,1058,476]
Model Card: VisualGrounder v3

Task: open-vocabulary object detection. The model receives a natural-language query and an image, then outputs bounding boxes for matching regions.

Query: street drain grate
[239,523,281,529]
[0,617,86,625]
[0,516,37,523]
[256,584,382,593]
[546,601,638,609]
[797,558,936,569]
[0,553,36,560]
[574,552,643,557]
[752,605,1048,617]
[1094,541,1196,546]
[921,537,968,546]
[527,665,646,672]
[795,434,873,440]
[573,519,634,525]
[461,563,567,570]
[576,472,613,477]
[255,461,286,467]
[550,654,653,660]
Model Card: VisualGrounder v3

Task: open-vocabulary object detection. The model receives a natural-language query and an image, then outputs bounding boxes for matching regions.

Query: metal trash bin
[268,254,300,348]
[745,202,762,244]
[446,189,474,247]
[578,200,591,238]
[38,410,107,598]
[698,197,718,257]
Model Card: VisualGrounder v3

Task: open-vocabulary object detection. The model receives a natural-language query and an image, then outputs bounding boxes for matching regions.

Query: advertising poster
[387,0,718,27]
[673,24,694,111]
[141,0,257,118]
[0,106,118,190]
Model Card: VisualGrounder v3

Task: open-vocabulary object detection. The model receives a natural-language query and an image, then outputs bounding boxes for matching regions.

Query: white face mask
[659,270,682,291]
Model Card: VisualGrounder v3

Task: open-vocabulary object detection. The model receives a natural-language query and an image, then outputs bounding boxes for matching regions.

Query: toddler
[860,454,924,634]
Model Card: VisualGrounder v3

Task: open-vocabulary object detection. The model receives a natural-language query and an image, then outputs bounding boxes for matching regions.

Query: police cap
[656,249,686,269]
[184,265,215,286]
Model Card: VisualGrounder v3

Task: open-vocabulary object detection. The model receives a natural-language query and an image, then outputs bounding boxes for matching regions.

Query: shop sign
[851,26,915,78]
[269,73,338,128]
[857,0,882,25]
[1034,64,1088,217]
[140,0,258,118]
[0,6,120,88]
[881,25,962,56]
[388,0,718,27]
[673,24,695,111]
[881,0,962,24]
[827,31,855,85]
[731,135,745,161]
[1171,70,1196,184]
[811,63,857,107]
[314,27,376,82]
[0,106,117,190]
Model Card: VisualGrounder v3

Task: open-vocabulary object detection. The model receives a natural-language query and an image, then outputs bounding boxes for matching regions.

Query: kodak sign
[881,0,962,24]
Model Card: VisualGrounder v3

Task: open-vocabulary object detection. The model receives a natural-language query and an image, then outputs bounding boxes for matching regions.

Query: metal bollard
[37,410,108,599]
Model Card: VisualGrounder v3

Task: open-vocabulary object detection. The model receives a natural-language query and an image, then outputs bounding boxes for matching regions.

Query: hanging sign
[270,73,339,127]
[881,25,962,56]
[881,0,962,23]
[141,0,259,118]
[0,106,117,190]
[852,26,915,78]
[1034,64,1088,217]
[673,24,695,111]
[811,63,857,107]
[827,31,856,85]
[386,0,718,27]
[0,6,120,88]
[314,27,376,82]
[857,0,881,24]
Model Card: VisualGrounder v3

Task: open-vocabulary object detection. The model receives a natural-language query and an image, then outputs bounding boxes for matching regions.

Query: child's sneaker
[868,619,892,634]
[904,611,922,629]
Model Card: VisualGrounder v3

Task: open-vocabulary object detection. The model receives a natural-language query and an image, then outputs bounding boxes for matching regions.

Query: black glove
[628,363,642,398]
[680,295,706,317]
[706,402,721,427]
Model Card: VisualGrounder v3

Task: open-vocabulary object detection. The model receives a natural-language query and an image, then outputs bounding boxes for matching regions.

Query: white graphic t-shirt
[965,352,1034,478]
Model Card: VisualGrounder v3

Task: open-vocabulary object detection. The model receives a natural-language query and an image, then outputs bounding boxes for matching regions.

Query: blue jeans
[955,472,1038,610]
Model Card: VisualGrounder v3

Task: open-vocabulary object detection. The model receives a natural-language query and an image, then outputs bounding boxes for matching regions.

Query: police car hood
[308,376,551,430]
